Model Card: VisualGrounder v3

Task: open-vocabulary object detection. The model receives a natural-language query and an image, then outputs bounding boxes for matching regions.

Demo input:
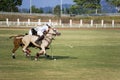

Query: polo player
[28,23,51,44]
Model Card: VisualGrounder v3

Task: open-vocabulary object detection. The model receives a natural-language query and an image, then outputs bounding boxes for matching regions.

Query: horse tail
[9,35,25,39]
[9,36,16,39]
[16,36,24,39]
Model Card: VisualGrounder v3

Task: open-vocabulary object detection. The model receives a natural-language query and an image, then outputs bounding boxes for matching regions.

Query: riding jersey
[29,25,49,36]
[34,25,48,33]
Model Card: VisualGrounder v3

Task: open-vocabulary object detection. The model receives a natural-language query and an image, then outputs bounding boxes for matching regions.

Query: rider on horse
[28,23,51,44]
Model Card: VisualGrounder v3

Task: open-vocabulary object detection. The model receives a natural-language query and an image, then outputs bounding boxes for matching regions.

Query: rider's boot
[35,35,44,44]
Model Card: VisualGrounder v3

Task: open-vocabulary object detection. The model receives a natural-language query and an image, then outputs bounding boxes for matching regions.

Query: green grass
[0,28,120,80]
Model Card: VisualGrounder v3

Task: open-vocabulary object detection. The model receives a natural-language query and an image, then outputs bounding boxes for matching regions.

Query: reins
[44,35,55,43]
[47,33,56,35]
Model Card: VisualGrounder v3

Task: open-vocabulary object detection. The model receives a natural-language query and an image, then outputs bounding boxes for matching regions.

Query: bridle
[44,28,60,42]
[43,35,55,43]
[44,33,56,43]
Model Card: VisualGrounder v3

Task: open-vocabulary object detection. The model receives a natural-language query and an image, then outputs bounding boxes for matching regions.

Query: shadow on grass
[52,55,77,60]
[30,55,77,60]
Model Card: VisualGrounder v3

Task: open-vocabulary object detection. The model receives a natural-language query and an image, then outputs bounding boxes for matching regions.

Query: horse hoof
[26,54,31,57]
[45,54,50,58]
[12,56,16,59]
[46,55,50,58]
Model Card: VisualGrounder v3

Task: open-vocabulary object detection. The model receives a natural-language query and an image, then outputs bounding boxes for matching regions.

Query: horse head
[53,28,61,36]
[48,28,61,36]
[45,28,61,40]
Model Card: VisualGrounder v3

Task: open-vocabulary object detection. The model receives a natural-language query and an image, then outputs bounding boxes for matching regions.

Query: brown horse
[9,34,32,59]
[10,28,61,60]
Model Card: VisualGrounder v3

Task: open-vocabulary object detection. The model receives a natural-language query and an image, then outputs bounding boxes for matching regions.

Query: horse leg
[22,41,30,57]
[22,46,29,56]
[23,48,31,58]
[12,42,20,59]
[35,46,46,60]
[12,47,19,59]
[35,50,44,61]
[25,48,31,57]
[41,46,50,58]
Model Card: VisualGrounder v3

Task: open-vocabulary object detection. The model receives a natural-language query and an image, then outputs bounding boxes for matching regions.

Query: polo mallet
[50,44,53,59]
[50,44,56,60]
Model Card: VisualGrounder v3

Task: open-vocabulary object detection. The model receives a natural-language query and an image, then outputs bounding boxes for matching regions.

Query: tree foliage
[70,0,101,14]
[0,0,22,12]
[31,5,43,13]
[73,0,101,9]
[106,0,120,7]
[53,5,61,17]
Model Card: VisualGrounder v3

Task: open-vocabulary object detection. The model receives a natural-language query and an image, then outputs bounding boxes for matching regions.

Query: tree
[73,0,101,9]
[106,0,120,7]
[106,0,120,12]
[70,0,101,14]
[54,5,61,18]
[0,0,22,12]
[65,8,70,14]
[31,5,43,13]
[70,5,80,14]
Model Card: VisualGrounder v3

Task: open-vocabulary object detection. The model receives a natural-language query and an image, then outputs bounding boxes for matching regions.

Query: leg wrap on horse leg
[35,53,40,61]
[36,53,40,58]
[12,53,16,59]
[22,49,31,57]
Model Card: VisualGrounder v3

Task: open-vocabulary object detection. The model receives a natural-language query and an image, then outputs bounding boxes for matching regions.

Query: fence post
[90,20,93,27]
[112,20,114,28]
[79,19,83,28]
[59,19,63,27]
[49,19,52,24]
[6,18,9,27]
[38,19,41,25]
[28,19,30,26]
[101,19,104,27]
[59,19,62,25]
[70,19,72,27]
[17,18,20,26]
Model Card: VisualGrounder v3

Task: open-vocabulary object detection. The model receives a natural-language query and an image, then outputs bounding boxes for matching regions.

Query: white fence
[0,18,120,28]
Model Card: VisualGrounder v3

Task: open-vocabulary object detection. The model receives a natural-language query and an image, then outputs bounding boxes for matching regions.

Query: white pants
[28,30,32,35]
[37,31,43,36]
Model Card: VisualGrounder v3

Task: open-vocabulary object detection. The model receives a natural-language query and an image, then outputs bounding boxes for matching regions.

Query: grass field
[0,28,120,80]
